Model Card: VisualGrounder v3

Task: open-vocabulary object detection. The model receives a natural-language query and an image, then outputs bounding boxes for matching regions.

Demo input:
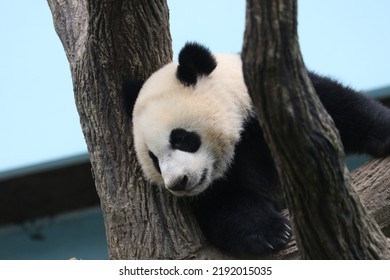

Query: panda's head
[130,43,252,196]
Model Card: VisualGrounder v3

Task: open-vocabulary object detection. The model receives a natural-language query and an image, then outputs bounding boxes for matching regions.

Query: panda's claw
[282,232,290,240]
[242,215,293,256]
[265,241,274,250]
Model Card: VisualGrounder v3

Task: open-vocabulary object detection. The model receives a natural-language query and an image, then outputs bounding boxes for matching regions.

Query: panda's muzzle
[167,175,189,192]
[165,168,208,196]
[158,149,210,196]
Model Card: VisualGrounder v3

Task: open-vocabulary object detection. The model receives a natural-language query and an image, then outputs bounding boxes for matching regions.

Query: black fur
[170,128,202,153]
[191,72,390,256]
[309,72,390,157]
[121,79,144,116]
[177,42,217,86]
[192,116,290,256]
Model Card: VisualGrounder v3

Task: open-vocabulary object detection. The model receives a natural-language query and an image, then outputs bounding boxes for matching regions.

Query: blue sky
[0,0,389,172]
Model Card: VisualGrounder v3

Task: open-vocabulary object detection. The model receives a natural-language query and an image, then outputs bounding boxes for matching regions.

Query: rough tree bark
[48,0,390,259]
[242,0,390,259]
[48,0,229,260]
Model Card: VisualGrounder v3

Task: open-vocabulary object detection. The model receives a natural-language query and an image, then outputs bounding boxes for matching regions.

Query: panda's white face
[145,128,213,196]
[132,46,252,196]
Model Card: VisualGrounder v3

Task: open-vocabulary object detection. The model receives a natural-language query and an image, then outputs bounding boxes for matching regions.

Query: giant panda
[123,42,390,256]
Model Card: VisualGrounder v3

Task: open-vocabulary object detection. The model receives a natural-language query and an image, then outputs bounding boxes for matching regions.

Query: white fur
[132,54,253,196]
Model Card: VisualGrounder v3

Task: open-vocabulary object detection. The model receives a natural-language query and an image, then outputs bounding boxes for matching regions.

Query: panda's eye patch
[170,128,201,153]
[148,150,161,174]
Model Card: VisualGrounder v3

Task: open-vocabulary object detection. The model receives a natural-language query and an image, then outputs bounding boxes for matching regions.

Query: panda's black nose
[168,175,189,192]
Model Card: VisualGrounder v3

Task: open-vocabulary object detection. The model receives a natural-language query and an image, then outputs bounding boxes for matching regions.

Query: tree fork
[48,0,390,259]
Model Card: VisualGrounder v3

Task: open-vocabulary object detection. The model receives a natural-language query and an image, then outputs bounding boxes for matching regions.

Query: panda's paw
[246,217,293,256]
[366,136,390,158]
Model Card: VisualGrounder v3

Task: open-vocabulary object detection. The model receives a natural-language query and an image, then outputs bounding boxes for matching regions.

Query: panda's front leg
[191,189,292,256]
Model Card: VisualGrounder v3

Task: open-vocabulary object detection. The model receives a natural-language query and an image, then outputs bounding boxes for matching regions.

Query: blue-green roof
[365,85,390,99]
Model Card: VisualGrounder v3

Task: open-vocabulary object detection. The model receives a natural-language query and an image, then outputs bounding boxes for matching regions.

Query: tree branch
[242,0,390,259]
[275,157,390,259]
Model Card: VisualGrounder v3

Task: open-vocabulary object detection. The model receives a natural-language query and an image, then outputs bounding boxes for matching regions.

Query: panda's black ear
[121,79,144,117]
[177,42,217,86]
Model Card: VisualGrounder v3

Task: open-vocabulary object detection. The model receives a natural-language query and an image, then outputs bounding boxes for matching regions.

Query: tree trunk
[47,0,219,259]
[242,0,390,259]
[48,0,390,259]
